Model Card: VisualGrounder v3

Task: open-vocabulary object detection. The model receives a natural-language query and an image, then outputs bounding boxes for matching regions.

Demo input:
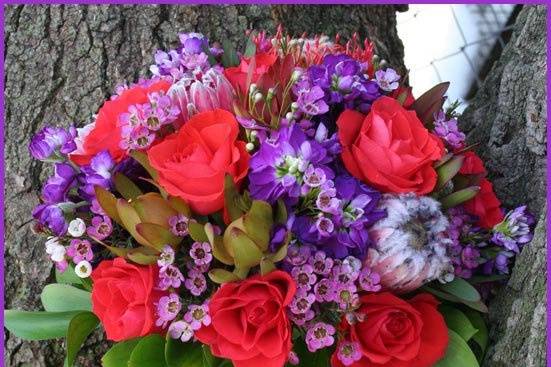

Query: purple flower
[491,205,535,253]
[305,322,335,352]
[358,267,381,292]
[66,239,93,263]
[41,163,77,203]
[291,264,317,290]
[33,204,68,235]
[309,251,334,275]
[189,242,213,267]
[285,243,313,266]
[169,214,190,237]
[433,111,466,150]
[375,68,400,92]
[249,124,333,203]
[313,278,336,302]
[289,289,316,315]
[183,304,211,330]
[79,151,114,200]
[168,320,194,342]
[334,283,359,310]
[287,351,300,366]
[303,165,327,188]
[331,261,360,285]
[159,265,185,290]
[185,269,207,296]
[293,83,330,116]
[29,126,77,161]
[315,216,335,237]
[158,245,175,267]
[86,216,112,240]
[156,293,182,328]
[288,308,315,327]
[336,341,362,366]
[316,187,341,214]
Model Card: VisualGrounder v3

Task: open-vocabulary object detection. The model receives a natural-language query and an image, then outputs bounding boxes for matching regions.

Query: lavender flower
[159,265,185,290]
[29,126,77,161]
[86,215,112,240]
[189,242,213,267]
[433,111,466,150]
[375,68,400,92]
[183,304,211,330]
[305,322,335,352]
[185,269,207,296]
[169,214,190,237]
[156,293,182,328]
[66,239,93,263]
[168,320,194,342]
[336,341,362,366]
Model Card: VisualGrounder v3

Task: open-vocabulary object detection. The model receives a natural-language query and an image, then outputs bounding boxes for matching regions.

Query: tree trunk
[459,5,547,367]
[3,5,406,366]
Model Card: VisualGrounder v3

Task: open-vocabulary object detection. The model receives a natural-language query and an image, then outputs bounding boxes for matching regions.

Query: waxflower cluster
[15,28,535,367]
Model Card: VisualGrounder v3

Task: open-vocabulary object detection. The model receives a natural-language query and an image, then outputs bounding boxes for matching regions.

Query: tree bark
[3,5,406,366]
[459,5,547,367]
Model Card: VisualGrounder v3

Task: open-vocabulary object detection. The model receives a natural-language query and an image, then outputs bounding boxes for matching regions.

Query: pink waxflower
[156,293,182,328]
[168,68,234,122]
[336,341,362,366]
[158,265,185,290]
[185,269,207,296]
[305,322,335,352]
[189,242,212,267]
[66,239,93,263]
[183,303,211,330]
[86,215,112,240]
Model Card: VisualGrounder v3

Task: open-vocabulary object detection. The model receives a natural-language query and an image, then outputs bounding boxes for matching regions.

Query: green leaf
[208,268,240,284]
[102,338,142,367]
[291,337,332,367]
[136,222,181,250]
[422,285,488,313]
[468,274,508,284]
[439,305,478,342]
[438,278,481,303]
[221,40,240,67]
[436,155,464,190]
[462,308,488,353]
[130,150,159,180]
[95,186,122,225]
[165,338,202,367]
[41,284,92,312]
[224,174,246,222]
[168,196,192,217]
[435,329,479,367]
[66,312,99,366]
[55,266,83,286]
[189,221,209,242]
[243,200,273,252]
[440,186,480,209]
[226,227,263,269]
[243,36,257,58]
[4,310,81,340]
[116,198,150,247]
[129,334,167,367]
[274,199,288,225]
[114,172,143,200]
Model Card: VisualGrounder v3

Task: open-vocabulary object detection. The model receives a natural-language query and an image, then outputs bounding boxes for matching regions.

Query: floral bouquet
[5,28,535,367]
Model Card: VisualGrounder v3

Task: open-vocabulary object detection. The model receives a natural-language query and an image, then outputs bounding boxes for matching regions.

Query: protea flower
[167,68,234,122]
[365,194,454,293]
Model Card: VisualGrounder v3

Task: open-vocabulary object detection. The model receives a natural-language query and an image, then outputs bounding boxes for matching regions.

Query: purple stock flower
[29,126,77,161]
[305,322,335,352]
[79,151,114,200]
[306,54,380,113]
[86,215,112,240]
[67,239,93,263]
[433,111,466,150]
[156,293,182,328]
[41,163,77,203]
[491,205,535,253]
[293,82,329,116]
[375,68,400,92]
[33,204,68,235]
[249,124,333,203]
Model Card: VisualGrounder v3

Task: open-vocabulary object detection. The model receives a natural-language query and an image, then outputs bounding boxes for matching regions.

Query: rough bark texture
[459,5,547,367]
[3,5,406,366]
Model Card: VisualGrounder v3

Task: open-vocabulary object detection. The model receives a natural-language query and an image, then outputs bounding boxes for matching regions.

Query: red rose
[70,80,171,166]
[464,178,504,229]
[224,52,278,95]
[459,151,487,175]
[337,96,445,195]
[91,257,167,341]
[390,86,415,109]
[195,270,296,367]
[147,109,249,215]
[331,292,448,367]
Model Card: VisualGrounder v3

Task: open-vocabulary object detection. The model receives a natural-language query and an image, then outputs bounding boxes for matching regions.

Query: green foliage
[66,312,100,366]
[41,284,92,312]
[4,310,81,340]
[102,338,142,367]
[128,334,168,367]
[435,329,480,367]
